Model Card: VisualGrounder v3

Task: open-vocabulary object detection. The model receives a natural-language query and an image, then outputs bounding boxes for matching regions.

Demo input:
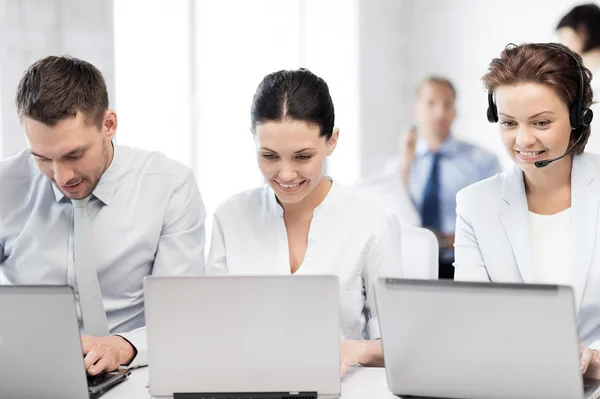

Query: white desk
[103,367,397,398]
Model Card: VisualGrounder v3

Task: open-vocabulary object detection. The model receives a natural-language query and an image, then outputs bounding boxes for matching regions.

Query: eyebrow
[498,111,556,119]
[30,146,89,160]
[260,147,316,154]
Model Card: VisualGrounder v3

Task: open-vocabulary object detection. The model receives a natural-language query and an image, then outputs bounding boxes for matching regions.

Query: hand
[398,126,417,181]
[580,345,600,378]
[82,335,135,376]
[340,340,367,377]
[439,234,455,250]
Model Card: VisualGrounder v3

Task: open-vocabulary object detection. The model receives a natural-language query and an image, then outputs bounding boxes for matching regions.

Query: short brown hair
[415,76,457,100]
[15,55,109,128]
[482,43,593,155]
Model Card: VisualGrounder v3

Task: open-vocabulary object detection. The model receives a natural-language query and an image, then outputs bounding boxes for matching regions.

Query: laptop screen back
[0,286,89,399]
[144,275,341,398]
[375,279,583,399]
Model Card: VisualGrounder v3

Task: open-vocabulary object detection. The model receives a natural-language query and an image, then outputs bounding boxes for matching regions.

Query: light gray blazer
[454,152,600,348]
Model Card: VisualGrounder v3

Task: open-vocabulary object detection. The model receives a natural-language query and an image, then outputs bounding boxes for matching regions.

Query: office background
[0,0,596,231]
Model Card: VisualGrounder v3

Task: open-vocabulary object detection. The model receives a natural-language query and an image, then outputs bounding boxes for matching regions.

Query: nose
[278,162,297,182]
[53,162,75,186]
[515,126,537,148]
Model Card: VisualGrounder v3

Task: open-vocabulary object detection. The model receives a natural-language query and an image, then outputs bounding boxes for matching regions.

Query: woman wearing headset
[206,68,401,376]
[454,42,600,376]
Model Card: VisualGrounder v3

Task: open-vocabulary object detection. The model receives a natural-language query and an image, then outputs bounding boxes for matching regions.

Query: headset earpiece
[486,43,593,130]
[487,92,498,123]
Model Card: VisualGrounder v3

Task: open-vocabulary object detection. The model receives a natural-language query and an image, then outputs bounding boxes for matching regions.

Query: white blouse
[529,208,571,286]
[206,180,402,340]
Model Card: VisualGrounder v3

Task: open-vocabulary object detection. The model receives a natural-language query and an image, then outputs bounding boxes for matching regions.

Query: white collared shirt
[206,180,402,340]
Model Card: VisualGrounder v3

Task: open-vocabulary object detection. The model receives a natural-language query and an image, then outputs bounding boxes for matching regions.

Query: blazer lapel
[570,154,600,309]
[498,166,536,282]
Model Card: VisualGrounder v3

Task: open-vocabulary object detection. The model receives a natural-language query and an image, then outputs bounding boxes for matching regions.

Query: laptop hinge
[173,392,318,399]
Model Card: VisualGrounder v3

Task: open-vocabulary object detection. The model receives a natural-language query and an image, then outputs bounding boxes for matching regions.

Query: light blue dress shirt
[408,136,500,259]
[0,144,206,367]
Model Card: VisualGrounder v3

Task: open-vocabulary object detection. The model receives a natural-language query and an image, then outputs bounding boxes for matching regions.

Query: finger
[84,349,102,372]
[581,348,593,374]
[88,355,114,376]
[340,361,349,378]
[591,350,600,369]
[81,336,94,354]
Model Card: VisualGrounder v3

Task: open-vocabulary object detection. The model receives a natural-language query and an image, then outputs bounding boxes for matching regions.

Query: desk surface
[103,367,397,399]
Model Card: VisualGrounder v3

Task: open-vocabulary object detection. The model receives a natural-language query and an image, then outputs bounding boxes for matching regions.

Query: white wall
[400,0,598,171]
[358,0,413,178]
[2,0,597,176]
[0,0,114,158]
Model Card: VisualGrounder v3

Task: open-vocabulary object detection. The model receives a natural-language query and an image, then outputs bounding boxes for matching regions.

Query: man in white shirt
[0,56,206,374]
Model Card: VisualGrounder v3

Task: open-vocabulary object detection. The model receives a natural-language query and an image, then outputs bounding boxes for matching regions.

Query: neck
[281,177,332,217]
[582,49,600,73]
[102,140,115,176]
[422,131,450,152]
[524,155,572,197]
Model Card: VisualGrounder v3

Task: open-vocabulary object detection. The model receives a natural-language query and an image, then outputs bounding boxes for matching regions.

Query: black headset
[486,43,593,130]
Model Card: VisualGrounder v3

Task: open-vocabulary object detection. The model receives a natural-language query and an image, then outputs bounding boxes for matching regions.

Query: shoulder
[454,139,498,164]
[332,183,395,233]
[0,150,39,179]
[214,187,267,220]
[117,145,194,184]
[456,171,505,208]
[578,151,600,167]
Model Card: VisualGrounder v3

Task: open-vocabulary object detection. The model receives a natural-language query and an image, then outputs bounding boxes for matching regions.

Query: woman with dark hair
[557,3,600,73]
[206,69,401,375]
[454,42,600,376]
[557,3,600,153]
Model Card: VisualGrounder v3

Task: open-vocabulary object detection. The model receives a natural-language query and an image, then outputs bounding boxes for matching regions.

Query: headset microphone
[533,131,585,168]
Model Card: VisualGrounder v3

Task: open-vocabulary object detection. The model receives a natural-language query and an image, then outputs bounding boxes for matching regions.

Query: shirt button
[75,293,80,300]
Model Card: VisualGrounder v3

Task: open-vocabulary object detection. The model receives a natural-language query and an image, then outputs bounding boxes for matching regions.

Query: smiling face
[494,82,573,173]
[255,119,338,205]
[24,110,116,199]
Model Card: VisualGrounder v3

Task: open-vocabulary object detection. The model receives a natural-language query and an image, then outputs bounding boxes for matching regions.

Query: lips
[275,180,306,193]
[61,180,83,193]
[515,149,546,162]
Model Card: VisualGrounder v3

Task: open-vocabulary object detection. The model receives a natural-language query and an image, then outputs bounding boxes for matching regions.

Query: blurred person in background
[389,76,500,279]
[558,3,600,153]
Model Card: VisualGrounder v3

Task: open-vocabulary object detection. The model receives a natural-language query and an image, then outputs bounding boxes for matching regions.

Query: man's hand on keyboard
[580,345,600,378]
[82,335,135,376]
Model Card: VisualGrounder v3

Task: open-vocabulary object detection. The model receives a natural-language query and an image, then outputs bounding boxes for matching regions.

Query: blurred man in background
[391,76,500,279]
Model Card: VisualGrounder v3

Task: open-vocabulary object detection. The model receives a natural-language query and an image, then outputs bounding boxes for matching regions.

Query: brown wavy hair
[482,43,593,155]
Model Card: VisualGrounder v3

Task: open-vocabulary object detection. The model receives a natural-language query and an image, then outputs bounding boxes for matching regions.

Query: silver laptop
[374,278,600,399]
[0,286,130,399]
[144,275,341,399]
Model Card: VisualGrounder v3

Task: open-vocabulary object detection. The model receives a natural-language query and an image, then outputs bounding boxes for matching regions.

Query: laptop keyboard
[87,373,115,388]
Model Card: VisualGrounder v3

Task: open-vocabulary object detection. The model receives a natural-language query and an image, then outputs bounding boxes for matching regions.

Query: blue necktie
[420,152,441,231]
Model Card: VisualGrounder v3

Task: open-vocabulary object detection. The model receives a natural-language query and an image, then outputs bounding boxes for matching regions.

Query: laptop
[144,275,341,399]
[0,286,130,399]
[374,278,600,399]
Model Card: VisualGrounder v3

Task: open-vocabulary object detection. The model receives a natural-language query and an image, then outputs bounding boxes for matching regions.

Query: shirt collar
[415,134,459,156]
[52,142,119,205]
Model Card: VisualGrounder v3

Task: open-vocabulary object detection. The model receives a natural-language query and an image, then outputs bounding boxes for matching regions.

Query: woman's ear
[327,128,339,156]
